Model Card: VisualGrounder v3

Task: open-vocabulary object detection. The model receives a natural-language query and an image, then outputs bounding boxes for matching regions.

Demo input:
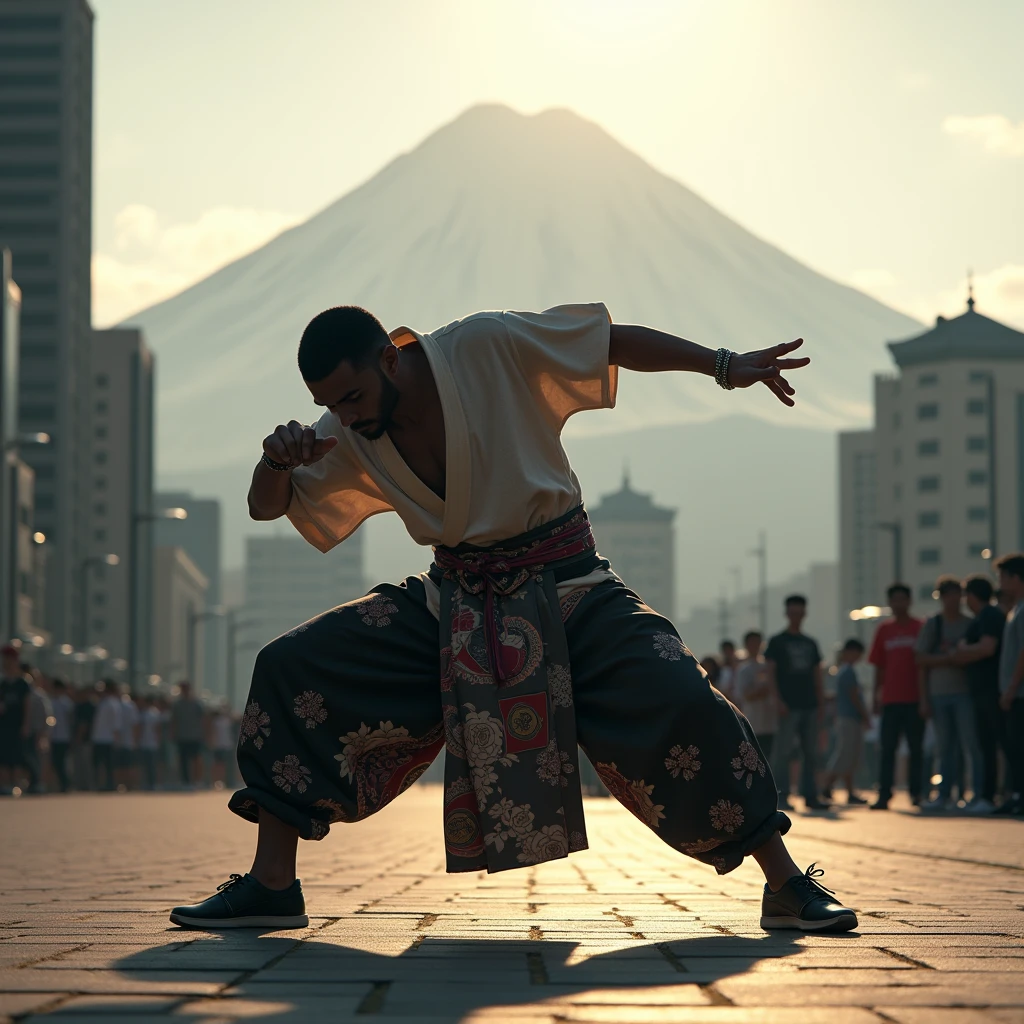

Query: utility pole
[750,531,767,636]
[226,609,259,712]
[718,592,729,643]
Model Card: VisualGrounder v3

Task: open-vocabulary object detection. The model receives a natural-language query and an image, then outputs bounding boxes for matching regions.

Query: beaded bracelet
[714,347,736,390]
[261,452,293,472]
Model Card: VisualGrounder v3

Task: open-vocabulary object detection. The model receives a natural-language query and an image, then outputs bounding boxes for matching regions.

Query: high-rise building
[87,328,154,678]
[155,492,222,695]
[588,472,675,619]
[152,545,208,690]
[840,294,1024,619]
[0,1,95,646]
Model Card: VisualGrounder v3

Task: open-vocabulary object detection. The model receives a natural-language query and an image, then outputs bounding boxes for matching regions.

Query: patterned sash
[433,507,595,873]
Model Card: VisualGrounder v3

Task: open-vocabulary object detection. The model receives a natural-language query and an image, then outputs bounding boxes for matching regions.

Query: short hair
[743,629,762,644]
[297,306,388,381]
[843,637,865,653]
[886,582,911,600]
[963,574,994,603]
[935,574,962,595]
[784,594,807,607]
[994,553,1024,581]
[720,639,736,650]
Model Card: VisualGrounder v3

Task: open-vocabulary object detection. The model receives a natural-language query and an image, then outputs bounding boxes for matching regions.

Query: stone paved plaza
[1,786,1023,1023]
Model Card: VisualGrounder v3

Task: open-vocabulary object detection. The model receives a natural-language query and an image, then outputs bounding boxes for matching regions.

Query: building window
[918,373,938,387]
[918,403,939,420]
[94,425,107,439]
[918,476,940,493]
[917,439,939,456]
[967,398,986,415]
[92,619,106,633]
[94,529,107,542]
[94,477,107,490]
[919,548,941,565]
[968,543,989,557]
[95,374,109,387]
[968,470,988,486]
[93,502,107,516]
[968,506,988,522]
[969,371,989,383]
[95,400,108,415]
[93,592,106,607]
[919,511,940,528]
[967,436,987,452]
[94,451,107,464]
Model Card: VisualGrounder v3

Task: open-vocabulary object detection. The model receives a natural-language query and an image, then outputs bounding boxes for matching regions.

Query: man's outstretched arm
[608,324,810,408]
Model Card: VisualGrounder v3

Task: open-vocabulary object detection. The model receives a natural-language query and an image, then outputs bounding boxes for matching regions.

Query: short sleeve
[981,607,1005,639]
[764,635,781,663]
[286,411,394,553]
[811,640,822,663]
[503,303,616,430]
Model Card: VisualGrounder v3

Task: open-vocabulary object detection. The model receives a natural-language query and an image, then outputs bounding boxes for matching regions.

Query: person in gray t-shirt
[915,576,983,808]
[995,554,1024,813]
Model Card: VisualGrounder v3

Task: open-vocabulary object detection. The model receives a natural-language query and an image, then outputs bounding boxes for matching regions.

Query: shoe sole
[169,913,309,929]
[760,913,858,933]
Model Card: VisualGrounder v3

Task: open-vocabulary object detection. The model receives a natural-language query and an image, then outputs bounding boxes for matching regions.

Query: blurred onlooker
[732,630,777,759]
[717,640,739,702]
[954,575,1005,813]
[171,681,205,788]
[699,656,721,690]
[115,686,140,790]
[994,553,1024,816]
[765,594,828,810]
[48,678,75,793]
[91,680,121,792]
[0,644,31,794]
[24,664,53,793]
[821,639,870,805]
[916,576,982,810]
[138,695,162,791]
[209,701,236,789]
[870,584,924,810]
[73,684,97,790]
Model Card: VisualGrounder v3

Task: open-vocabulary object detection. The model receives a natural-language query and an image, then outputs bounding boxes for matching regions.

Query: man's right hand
[263,420,338,469]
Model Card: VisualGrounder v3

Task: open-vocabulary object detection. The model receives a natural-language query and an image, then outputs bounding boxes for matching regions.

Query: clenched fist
[263,420,338,469]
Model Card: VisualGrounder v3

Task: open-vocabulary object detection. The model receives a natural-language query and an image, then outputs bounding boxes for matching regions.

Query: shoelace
[216,873,246,893]
[791,863,836,900]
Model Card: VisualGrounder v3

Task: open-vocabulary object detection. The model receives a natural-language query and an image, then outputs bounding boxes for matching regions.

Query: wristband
[714,347,735,390]
[261,452,293,472]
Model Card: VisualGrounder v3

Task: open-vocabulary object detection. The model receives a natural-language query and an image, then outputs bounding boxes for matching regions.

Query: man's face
[720,643,735,664]
[940,586,962,614]
[785,602,806,628]
[999,571,1023,602]
[308,349,400,441]
[964,592,985,615]
[745,636,762,658]
[889,590,911,617]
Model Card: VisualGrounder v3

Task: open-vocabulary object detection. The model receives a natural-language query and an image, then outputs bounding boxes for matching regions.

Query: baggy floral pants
[229,575,790,875]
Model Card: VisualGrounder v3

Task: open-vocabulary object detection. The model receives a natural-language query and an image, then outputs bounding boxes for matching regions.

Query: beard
[352,368,401,440]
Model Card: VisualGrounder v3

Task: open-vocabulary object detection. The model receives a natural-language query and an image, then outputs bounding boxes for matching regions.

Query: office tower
[0,1,94,645]
[152,545,208,690]
[87,328,154,680]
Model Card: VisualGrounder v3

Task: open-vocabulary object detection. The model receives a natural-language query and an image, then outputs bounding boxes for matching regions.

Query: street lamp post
[128,507,187,692]
[749,531,767,636]
[186,608,223,687]
[79,553,119,649]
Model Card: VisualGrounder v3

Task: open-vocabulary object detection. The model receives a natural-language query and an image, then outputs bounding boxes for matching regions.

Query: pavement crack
[700,983,734,1005]
[526,949,548,984]
[879,947,935,969]
[529,925,544,940]
[655,942,688,972]
[415,913,438,930]
[355,980,391,1014]
[15,943,90,968]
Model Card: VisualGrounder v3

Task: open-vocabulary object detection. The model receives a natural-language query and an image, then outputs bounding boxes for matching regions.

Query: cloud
[93,204,300,326]
[912,265,1024,331]
[942,114,1024,157]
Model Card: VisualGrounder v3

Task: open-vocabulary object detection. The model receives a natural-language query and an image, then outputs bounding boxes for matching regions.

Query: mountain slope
[124,104,918,478]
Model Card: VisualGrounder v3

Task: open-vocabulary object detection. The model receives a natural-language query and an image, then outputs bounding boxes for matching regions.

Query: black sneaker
[804,797,831,811]
[869,799,888,810]
[169,873,308,929]
[846,794,868,806]
[761,864,857,933]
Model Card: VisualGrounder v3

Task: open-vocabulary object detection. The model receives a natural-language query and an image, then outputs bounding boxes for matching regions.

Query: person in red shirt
[869,583,925,810]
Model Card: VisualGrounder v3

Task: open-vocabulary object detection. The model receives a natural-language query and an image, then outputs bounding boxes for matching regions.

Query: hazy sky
[90,0,1024,330]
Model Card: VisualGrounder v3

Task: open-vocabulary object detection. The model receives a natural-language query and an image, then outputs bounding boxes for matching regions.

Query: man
[765,595,828,811]
[23,663,52,794]
[48,678,75,793]
[954,575,1005,813]
[994,553,1024,815]
[0,644,31,794]
[170,304,855,933]
[869,584,924,810]
[90,680,121,792]
[717,640,739,702]
[820,639,870,805]
[916,576,982,811]
[73,684,97,791]
[115,686,140,791]
[170,681,205,789]
[732,630,777,759]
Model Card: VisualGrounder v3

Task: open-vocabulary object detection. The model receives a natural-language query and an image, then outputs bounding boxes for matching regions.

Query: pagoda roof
[888,299,1024,368]
[588,473,675,524]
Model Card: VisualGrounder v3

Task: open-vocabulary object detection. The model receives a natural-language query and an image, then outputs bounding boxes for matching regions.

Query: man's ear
[379,342,399,377]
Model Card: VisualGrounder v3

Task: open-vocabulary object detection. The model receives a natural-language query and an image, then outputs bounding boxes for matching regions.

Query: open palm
[729,339,810,407]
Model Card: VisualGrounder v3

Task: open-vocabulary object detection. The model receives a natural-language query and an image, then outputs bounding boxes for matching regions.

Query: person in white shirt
[90,680,122,792]
[138,695,163,791]
[115,687,140,791]
[733,631,778,761]
[210,702,237,789]
[718,639,739,703]
[48,678,75,792]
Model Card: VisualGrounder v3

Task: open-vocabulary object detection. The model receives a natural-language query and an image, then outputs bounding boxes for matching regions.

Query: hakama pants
[229,575,790,875]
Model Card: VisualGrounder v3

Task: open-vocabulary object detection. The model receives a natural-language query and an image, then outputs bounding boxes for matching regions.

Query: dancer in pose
[170,303,857,933]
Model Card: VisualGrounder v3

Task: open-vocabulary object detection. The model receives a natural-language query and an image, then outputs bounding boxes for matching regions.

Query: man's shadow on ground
[94,930,857,1022]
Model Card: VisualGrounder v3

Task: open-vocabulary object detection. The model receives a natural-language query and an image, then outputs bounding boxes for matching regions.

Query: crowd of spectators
[0,646,240,796]
[706,552,1024,815]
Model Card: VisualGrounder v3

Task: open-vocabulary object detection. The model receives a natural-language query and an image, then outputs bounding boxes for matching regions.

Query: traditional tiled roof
[888,298,1024,368]
[588,472,675,523]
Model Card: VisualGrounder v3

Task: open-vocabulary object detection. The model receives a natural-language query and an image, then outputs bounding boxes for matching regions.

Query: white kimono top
[286,302,617,554]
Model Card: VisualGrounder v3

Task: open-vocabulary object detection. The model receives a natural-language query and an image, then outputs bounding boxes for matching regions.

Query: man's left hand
[729,339,810,407]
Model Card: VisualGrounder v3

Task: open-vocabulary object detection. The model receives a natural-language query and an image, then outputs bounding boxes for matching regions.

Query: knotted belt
[433,506,595,873]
